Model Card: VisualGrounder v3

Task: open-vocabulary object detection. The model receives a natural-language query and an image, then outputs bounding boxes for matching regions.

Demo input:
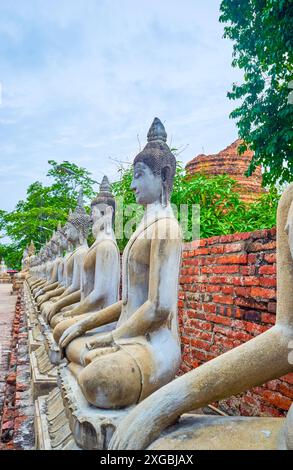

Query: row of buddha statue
[23,118,292,450]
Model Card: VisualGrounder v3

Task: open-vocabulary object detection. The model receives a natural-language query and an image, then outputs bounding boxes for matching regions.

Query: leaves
[1,159,280,269]
[0,160,96,269]
[112,162,279,245]
[220,0,293,185]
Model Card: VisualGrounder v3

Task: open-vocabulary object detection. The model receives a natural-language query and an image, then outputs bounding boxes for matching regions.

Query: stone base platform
[35,389,80,450]
[43,327,62,365]
[28,323,44,353]
[149,414,287,450]
[35,365,135,450]
[23,283,39,329]
[31,346,58,399]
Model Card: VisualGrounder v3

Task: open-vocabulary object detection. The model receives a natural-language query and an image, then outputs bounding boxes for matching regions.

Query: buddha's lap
[64,322,118,364]
[76,349,141,408]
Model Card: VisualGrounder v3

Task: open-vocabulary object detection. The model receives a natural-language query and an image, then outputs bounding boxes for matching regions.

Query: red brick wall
[178,228,293,417]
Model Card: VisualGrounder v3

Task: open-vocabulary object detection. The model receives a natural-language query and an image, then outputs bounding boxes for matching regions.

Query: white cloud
[0,0,244,213]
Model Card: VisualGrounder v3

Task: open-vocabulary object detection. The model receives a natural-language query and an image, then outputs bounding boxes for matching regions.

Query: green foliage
[47,160,97,202]
[0,161,96,269]
[1,159,280,268]
[111,162,279,246]
[0,243,23,271]
[220,0,293,185]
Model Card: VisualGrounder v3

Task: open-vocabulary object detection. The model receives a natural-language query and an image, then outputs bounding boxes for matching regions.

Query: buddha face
[50,240,59,256]
[131,162,162,206]
[44,247,51,260]
[91,203,113,238]
[65,222,80,244]
[57,231,68,251]
[91,203,108,223]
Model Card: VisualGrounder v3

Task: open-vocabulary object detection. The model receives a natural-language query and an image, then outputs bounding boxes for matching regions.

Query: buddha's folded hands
[86,332,114,350]
[59,321,85,350]
[83,345,119,365]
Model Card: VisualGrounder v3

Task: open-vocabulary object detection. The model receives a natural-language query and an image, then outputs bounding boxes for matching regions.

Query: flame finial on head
[77,188,84,208]
[147,117,167,143]
[100,175,111,193]
[91,175,115,216]
[67,189,91,238]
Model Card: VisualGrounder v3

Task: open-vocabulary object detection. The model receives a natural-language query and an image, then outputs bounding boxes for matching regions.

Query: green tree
[0,161,96,269]
[0,243,23,271]
[111,162,279,246]
[220,0,293,185]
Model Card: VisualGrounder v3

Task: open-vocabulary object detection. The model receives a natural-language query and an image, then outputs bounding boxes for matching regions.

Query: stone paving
[0,284,15,417]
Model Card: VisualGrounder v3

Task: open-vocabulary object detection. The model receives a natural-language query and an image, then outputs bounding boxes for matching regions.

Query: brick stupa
[185,139,264,204]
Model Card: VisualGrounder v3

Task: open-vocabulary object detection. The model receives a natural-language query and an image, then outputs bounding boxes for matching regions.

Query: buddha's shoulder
[154,216,182,237]
[94,238,119,252]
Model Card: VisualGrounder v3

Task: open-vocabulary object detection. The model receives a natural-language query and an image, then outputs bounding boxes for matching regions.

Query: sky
[0,0,243,213]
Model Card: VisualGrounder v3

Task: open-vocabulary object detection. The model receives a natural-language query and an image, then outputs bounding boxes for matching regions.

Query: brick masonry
[0,289,34,450]
[185,140,264,204]
[0,228,292,449]
[178,227,293,417]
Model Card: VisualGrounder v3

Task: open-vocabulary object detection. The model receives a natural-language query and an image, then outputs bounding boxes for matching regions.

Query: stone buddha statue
[58,117,183,410]
[109,182,293,450]
[24,240,36,276]
[42,190,91,322]
[51,176,120,331]
[26,254,37,286]
[0,258,10,283]
[0,259,7,272]
[32,243,55,295]
[37,225,71,307]
[35,225,68,300]
[21,246,29,271]
[28,247,49,290]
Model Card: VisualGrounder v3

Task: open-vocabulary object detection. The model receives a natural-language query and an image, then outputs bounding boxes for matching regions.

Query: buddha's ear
[79,232,84,244]
[161,166,170,183]
[161,166,170,207]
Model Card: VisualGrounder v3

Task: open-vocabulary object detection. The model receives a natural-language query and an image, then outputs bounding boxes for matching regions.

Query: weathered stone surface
[108,183,293,450]
[149,414,285,450]
[185,139,264,203]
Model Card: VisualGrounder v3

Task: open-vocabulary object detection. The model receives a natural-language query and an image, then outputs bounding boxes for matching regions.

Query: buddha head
[90,175,115,238]
[50,231,59,256]
[29,254,38,268]
[38,247,46,264]
[131,118,176,207]
[55,223,68,252]
[65,189,91,245]
[44,243,52,261]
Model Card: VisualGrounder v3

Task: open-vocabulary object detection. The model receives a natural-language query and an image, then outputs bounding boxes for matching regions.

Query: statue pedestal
[43,327,63,365]
[149,414,286,450]
[35,365,135,450]
[31,346,58,399]
[28,324,44,352]
[24,284,39,328]
[24,283,44,351]
[35,388,80,450]
[24,281,65,397]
